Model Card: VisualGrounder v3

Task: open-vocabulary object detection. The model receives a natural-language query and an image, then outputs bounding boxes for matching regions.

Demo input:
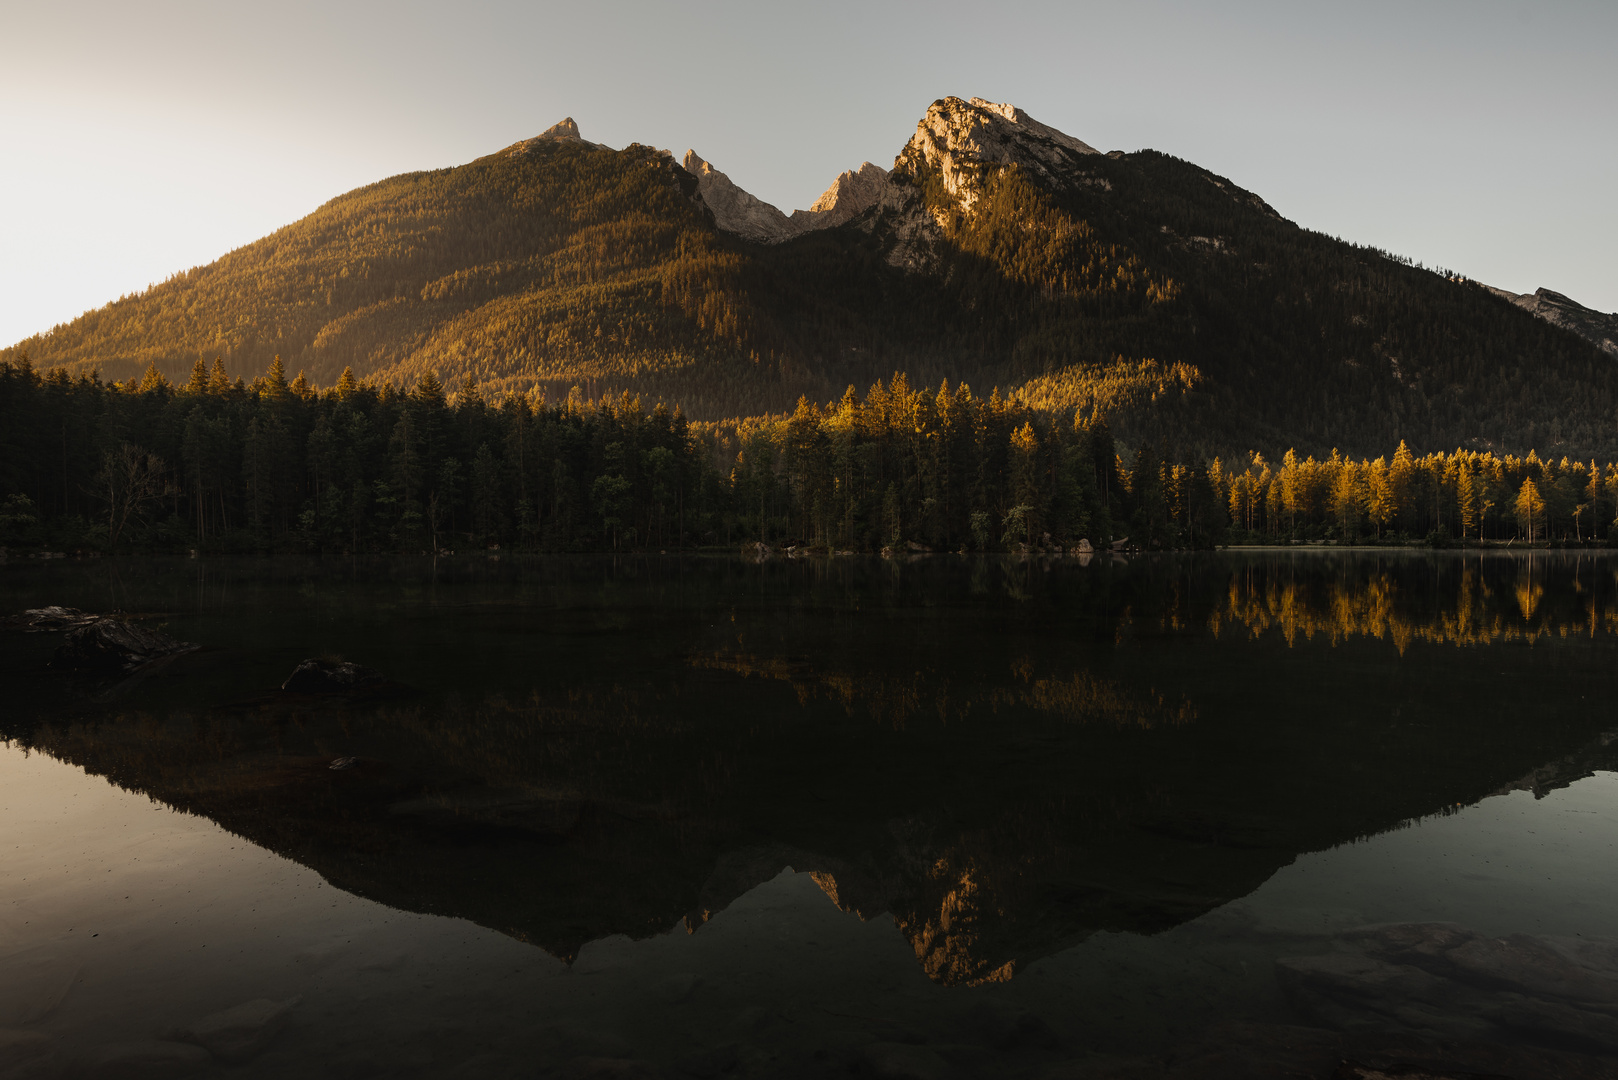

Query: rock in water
[48,618,194,673]
[172,996,301,1063]
[1445,933,1618,1003]
[1,606,101,631]
[281,658,386,694]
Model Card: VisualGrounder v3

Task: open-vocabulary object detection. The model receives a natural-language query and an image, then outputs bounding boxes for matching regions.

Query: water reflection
[1205,553,1618,649]
[5,552,1617,1006]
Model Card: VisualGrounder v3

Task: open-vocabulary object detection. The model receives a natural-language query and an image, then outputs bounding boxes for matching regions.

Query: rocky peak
[501,117,608,158]
[1486,286,1618,358]
[684,97,1100,255]
[790,162,890,230]
[540,117,582,141]
[685,152,892,244]
[894,96,1100,211]
[682,150,799,244]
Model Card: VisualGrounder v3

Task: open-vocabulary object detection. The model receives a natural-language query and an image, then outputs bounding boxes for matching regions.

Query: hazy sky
[3,0,1615,348]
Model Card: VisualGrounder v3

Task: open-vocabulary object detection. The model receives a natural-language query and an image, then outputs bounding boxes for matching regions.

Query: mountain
[1486,285,1618,359]
[681,150,887,243]
[6,96,1617,456]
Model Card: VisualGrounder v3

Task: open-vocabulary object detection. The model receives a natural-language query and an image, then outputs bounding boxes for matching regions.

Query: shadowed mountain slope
[7,97,1615,457]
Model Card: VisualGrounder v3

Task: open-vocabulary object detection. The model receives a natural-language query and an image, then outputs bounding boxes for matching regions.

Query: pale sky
[3,0,1615,349]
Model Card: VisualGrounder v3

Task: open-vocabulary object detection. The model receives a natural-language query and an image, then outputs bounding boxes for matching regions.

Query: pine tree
[207,358,231,395]
[263,355,290,402]
[183,358,209,395]
[137,363,170,394]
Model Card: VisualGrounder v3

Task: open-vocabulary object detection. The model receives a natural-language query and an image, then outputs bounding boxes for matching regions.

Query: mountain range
[7,96,1617,457]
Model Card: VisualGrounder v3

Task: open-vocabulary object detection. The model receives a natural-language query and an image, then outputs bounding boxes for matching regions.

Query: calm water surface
[1,552,1616,1079]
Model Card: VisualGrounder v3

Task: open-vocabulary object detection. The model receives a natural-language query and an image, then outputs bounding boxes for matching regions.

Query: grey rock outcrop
[1486,286,1618,358]
[861,96,1108,272]
[503,117,611,158]
[682,150,799,243]
[790,161,890,230]
[900,96,1099,212]
[686,97,1112,265]
[685,154,890,244]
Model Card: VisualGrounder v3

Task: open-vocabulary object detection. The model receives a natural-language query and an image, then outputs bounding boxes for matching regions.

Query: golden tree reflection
[1206,558,1612,651]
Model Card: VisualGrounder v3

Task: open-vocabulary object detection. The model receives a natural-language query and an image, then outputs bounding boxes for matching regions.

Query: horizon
[3,0,1616,349]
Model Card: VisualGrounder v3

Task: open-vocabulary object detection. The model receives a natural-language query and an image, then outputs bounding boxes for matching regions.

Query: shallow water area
[2,551,1617,1079]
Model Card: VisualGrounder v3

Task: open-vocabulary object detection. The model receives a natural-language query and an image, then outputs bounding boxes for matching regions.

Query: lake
[2,551,1616,1079]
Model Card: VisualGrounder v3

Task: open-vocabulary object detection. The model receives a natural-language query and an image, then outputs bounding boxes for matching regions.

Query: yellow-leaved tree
[1514,478,1546,542]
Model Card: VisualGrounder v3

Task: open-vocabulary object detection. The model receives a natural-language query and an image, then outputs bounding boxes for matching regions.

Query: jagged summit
[502,117,609,157]
[685,96,1102,250]
[792,162,889,229]
[682,150,798,244]
[16,91,1618,456]
[899,96,1100,210]
[540,117,582,140]
[684,152,889,244]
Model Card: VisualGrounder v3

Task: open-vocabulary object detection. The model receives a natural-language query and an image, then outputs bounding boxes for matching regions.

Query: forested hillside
[1,357,1612,555]
[5,98,1615,464]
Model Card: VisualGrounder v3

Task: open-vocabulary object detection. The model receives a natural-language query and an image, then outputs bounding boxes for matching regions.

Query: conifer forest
[2,354,1611,554]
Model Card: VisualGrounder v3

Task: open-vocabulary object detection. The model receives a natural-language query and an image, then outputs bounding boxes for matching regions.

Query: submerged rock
[47,618,195,674]
[281,658,386,694]
[1,605,101,631]
[171,995,300,1063]
[1279,923,1618,1051]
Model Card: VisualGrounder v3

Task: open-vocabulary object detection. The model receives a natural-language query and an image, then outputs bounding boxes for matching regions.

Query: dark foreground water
[2,551,1616,1080]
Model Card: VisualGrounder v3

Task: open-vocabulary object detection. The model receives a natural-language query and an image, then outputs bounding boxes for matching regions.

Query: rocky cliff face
[790,161,890,230]
[897,96,1100,209]
[856,96,1117,271]
[681,150,799,243]
[1488,285,1618,358]
[686,153,890,243]
[686,96,1106,264]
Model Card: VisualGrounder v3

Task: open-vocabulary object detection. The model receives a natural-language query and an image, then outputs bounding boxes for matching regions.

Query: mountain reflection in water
[4,551,1617,997]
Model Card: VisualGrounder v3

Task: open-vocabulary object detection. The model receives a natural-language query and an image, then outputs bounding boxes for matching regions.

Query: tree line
[1,355,1612,554]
